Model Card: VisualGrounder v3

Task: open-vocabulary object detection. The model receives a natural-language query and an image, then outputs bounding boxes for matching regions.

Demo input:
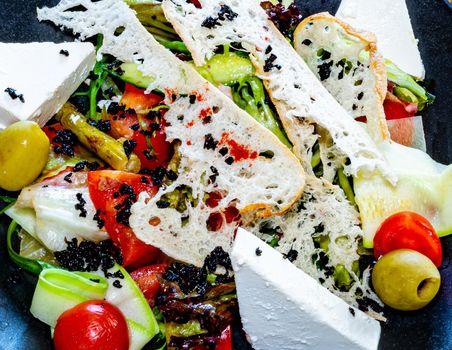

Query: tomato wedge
[53,300,129,350]
[130,264,168,307]
[216,325,233,350]
[109,84,172,170]
[373,212,443,267]
[88,170,160,268]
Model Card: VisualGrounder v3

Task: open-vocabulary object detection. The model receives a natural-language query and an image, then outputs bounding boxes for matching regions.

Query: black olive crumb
[59,49,69,56]
[255,247,262,256]
[349,307,356,317]
[64,173,73,183]
[4,87,25,103]
[225,156,234,165]
[113,280,123,288]
[75,193,87,218]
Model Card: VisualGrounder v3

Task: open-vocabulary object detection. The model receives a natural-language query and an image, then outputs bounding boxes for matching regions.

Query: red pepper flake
[165,88,178,101]
[186,120,195,128]
[219,132,258,161]
[186,140,192,145]
[199,107,213,124]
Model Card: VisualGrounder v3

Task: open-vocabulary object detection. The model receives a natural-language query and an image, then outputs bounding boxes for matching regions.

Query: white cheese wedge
[231,228,381,350]
[336,0,425,79]
[0,42,95,129]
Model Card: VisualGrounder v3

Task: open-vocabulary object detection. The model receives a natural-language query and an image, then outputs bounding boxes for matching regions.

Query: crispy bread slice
[162,0,395,184]
[245,176,381,309]
[38,0,305,266]
[294,13,390,144]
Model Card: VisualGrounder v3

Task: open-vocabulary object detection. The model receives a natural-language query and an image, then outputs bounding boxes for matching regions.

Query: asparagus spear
[56,103,141,173]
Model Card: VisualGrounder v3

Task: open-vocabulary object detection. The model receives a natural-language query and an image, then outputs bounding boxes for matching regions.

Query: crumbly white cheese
[336,0,425,79]
[0,42,95,129]
[231,228,381,350]
[38,0,305,266]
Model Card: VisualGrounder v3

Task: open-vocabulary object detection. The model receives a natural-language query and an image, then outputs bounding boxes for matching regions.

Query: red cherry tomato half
[130,264,168,308]
[53,300,129,350]
[373,212,443,267]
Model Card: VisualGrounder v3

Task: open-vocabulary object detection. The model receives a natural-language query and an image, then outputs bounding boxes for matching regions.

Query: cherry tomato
[373,212,443,267]
[88,170,160,268]
[216,325,232,350]
[53,300,129,350]
[130,264,168,307]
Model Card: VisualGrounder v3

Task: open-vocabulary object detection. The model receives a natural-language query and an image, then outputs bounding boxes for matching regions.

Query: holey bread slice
[294,13,390,144]
[38,0,305,266]
[162,0,396,184]
[244,176,382,310]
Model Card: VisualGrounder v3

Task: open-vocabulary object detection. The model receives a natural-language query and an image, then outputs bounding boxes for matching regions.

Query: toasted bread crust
[295,13,390,142]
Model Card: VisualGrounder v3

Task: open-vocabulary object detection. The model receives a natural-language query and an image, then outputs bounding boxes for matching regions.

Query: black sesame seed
[64,173,73,183]
[225,157,234,165]
[113,280,122,288]
[93,209,105,229]
[166,170,178,181]
[203,133,218,150]
[141,176,150,184]
[265,45,272,54]
[59,49,69,56]
[123,139,137,158]
[4,87,25,103]
[302,39,312,46]
[130,123,140,131]
[143,149,155,160]
[156,200,170,208]
[255,247,262,256]
[107,102,124,115]
[75,193,87,218]
[219,147,228,156]
[349,307,356,317]
[357,92,364,100]
[284,249,298,262]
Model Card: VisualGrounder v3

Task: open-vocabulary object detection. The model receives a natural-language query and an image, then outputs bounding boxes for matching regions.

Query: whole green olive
[0,121,50,191]
[372,249,441,311]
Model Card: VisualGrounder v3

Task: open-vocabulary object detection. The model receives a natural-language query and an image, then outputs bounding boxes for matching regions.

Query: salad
[0,1,450,350]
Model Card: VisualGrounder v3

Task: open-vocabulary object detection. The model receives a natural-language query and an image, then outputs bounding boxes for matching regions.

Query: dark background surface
[0,0,451,349]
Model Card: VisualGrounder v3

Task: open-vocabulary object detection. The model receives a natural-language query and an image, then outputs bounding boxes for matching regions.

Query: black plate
[0,1,451,349]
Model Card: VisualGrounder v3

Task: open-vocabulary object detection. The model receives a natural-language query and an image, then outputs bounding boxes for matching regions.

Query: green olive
[372,249,441,311]
[0,121,50,191]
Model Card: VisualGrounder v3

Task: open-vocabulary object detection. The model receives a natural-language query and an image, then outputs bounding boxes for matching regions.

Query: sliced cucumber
[118,62,155,89]
[196,52,255,86]
[355,142,452,247]
[30,269,108,327]
[94,264,159,350]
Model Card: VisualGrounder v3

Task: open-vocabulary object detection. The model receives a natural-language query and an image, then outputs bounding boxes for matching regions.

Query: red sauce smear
[199,107,213,123]
[219,132,258,161]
